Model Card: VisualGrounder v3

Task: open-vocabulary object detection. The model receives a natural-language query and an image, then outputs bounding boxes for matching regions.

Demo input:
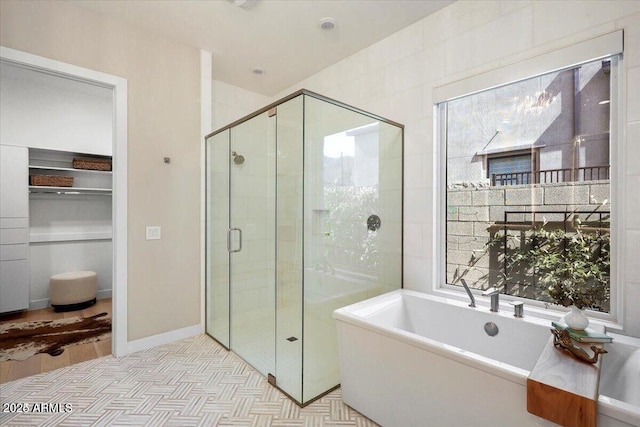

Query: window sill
[431,284,623,332]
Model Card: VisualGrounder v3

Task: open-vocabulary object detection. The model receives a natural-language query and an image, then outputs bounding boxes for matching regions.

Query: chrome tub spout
[482,287,500,312]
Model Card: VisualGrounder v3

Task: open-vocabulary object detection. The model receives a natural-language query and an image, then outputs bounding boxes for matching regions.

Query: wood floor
[0,298,112,384]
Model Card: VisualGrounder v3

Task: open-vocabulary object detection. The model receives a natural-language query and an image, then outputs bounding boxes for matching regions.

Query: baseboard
[119,324,201,357]
[97,289,112,300]
[29,299,50,310]
[29,289,113,311]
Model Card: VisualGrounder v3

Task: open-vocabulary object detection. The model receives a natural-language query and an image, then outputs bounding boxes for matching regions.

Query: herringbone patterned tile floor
[0,335,379,426]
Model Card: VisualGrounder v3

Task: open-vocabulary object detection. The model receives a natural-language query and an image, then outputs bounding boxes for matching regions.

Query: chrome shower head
[231,151,245,165]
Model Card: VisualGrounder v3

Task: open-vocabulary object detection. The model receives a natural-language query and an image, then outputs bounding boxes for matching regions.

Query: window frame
[433,33,624,327]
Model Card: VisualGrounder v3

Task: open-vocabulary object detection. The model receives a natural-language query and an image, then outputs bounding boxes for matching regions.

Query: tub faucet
[460,279,476,308]
[482,287,500,312]
[511,301,524,318]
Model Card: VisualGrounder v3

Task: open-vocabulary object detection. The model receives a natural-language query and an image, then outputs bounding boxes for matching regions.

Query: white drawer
[0,217,28,229]
[0,259,29,313]
[0,228,28,245]
[0,244,28,261]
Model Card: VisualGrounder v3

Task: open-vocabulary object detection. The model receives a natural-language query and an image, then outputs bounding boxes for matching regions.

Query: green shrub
[497,217,610,311]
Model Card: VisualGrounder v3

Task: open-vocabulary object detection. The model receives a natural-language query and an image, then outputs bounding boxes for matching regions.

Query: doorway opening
[0,47,127,382]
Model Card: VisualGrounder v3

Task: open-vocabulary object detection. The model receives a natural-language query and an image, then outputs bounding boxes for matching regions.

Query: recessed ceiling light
[319,17,336,31]
[598,99,610,105]
[251,67,265,75]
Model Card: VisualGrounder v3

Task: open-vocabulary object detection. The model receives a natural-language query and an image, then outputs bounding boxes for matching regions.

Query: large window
[439,56,617,313]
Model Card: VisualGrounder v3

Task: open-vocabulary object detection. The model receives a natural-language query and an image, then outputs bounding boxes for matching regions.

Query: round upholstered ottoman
[49,271,98,312]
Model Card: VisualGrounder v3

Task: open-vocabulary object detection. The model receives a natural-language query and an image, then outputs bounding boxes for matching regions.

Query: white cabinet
[0,260,29,312]
[1,145,28,217]
[0,144,30,313]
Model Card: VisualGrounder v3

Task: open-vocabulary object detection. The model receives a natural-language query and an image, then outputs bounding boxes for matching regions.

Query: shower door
[229,111,276,377]
[206,111,277,377]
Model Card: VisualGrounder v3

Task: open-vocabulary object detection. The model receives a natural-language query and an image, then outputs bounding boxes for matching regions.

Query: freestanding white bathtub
[333,289,640,427]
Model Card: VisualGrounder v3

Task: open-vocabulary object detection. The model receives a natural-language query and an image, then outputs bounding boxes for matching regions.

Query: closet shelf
[30,231,112,243]
[29,186,112,195]
[29,165,112,174]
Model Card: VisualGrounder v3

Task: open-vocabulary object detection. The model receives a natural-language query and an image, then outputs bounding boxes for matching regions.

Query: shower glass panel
[205,129,230,348]
[303,96,403,402]
[205,90,403,406]
[275,96,304,402]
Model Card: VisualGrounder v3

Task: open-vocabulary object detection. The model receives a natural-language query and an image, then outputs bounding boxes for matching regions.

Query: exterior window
[440,56,616,313]
[488,154,532,186]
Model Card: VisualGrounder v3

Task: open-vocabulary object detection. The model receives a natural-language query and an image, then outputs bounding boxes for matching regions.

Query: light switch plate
[146,226,161,240]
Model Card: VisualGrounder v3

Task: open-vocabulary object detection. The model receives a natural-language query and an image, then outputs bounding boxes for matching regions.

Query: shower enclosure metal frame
[205,89,404,406]
[207,89,404,141]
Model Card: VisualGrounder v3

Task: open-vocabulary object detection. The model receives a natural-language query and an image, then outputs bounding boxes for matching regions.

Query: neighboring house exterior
[447,60,611,188]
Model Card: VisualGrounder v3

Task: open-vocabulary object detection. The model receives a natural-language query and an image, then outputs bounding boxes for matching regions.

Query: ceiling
[72,0,454,96]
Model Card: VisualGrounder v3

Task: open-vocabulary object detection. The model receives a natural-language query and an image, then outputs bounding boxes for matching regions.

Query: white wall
[277,0,640,336]
[0,62,112,156]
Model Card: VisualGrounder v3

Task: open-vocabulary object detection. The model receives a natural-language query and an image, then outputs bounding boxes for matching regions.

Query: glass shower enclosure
[205,90,403,406]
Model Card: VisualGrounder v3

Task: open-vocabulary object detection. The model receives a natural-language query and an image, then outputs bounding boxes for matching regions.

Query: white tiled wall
[274,0,640,336]
[211,80,270,131]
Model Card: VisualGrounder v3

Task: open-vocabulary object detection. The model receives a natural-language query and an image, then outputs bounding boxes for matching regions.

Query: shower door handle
[227,228,242,253]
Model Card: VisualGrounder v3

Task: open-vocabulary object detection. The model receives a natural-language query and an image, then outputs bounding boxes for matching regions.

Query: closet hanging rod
[29,190,112,196]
